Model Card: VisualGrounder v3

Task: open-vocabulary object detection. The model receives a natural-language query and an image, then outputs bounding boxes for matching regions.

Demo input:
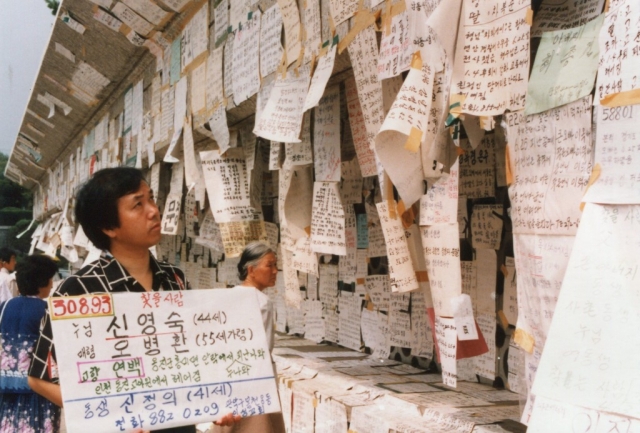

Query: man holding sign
[28,168,243,432]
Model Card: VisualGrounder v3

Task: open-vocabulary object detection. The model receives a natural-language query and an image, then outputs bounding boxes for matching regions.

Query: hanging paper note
[451,0,530,115]
[525,15,603,115]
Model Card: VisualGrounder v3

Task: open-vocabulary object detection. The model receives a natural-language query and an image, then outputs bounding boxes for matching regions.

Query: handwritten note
[366,203,388,258]
[583,104,640,204]
[421,224,461,317]
[329,0,357,25]
[208,106,231,154]
[303,43,337,112]
[112,2,154,36]
[223,36,234,100]
[361,308,391,359]
[254,66,311,143]
[471,204,503,250]
[420,160,459,225]
[277,0,302,66]
[301,0,321,65]
[376,201,419,293]
[525,15,603,115]
[160,162,183,235]
[505,96,592,234]
[340,158,363,205]
[596,0,640,102]
[313,85,341,182]
[337,292,362,351]
[345,76,378,177]
[513,233,575,358]
[214,0,229,47]
[376,58,434,207]
[348,25,385,150]
[435,316,457,387]
[311,182,347,256]
[451,0,529,115]
[200,149,256,223]
[232,10,261,105]
[292,237,318,276]
[528,396,640,433]
[51,289,280,432]
[503,257,518,326]
[532,203,640,420]
[284,113,313,167]
[532,0,605,37]
[229,0,249,30]
[206,46,224,110]
[378,10,411,80]
[260,3,283,78]
[458,134,497,199]
[181,3,208,72]
[219,220,268,258]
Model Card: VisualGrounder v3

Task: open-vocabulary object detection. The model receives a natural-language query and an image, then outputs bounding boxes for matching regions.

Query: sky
[0,0,55,156]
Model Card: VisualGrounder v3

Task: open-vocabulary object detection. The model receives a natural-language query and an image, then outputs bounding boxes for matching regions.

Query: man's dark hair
[15,255,58,296]
[75,167,147,251]
[0,247,16,263]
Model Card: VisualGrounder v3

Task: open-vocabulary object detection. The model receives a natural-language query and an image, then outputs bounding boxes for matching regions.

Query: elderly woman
[211,242,285,433]
[0,255,60,433]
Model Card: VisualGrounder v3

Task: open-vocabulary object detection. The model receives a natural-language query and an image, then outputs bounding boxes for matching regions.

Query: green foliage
[5,219,36,256]
[0,208,32,226]
[45,0,60,15]
[0,153,35,254]
[0,153,32,209]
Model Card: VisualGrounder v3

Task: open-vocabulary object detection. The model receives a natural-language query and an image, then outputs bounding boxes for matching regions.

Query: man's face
[4,256,16,272]
[104,181,161,251]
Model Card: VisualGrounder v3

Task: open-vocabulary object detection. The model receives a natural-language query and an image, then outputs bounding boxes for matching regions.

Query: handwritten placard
[50,289,280,433]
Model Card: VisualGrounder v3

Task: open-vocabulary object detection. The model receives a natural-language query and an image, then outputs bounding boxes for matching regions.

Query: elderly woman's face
[247,252,278,290]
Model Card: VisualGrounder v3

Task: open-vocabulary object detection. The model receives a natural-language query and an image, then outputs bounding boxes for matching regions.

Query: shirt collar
[100,251,173,291]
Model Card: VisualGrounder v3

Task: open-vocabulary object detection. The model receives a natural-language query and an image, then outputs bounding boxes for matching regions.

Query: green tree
[0,153,34,254]
[44,0,60,15]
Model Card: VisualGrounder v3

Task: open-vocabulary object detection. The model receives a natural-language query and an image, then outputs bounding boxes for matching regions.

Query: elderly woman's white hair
[237,242,275,281]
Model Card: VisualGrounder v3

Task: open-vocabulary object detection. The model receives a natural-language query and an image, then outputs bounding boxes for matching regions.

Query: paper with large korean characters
[50,288,280,433]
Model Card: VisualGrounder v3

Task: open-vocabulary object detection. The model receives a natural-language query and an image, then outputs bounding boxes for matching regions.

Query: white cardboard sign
[50,288,280,432]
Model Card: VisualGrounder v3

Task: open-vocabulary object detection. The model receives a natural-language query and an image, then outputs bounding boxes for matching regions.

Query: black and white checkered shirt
[28,252,188,383]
